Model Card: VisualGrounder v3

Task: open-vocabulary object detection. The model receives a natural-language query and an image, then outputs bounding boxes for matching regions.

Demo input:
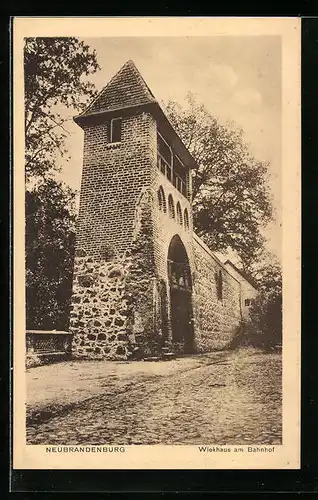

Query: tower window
[157,132,188,199]
[173,155,187,197]
[109,117,122,143]
[157,133,172,181]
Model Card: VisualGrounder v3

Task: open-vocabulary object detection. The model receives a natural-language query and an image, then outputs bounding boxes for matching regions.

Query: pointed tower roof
[74,59,197,170]
[76,59,156,118]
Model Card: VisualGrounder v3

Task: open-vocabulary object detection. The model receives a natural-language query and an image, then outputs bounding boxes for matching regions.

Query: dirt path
[26,348,282,445]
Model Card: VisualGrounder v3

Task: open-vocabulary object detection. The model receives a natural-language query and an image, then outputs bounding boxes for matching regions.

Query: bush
[244,289,282,350]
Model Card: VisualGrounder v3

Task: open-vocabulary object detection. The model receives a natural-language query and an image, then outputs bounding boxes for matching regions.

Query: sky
[60,36,281,260]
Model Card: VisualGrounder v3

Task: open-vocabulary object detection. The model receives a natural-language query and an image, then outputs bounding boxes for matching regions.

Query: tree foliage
[24,37,100,329]
[249,249,282,294]
[165,93,273,267]
[244,256,282,350]
[26,180,77,329]
[24,37,100,180]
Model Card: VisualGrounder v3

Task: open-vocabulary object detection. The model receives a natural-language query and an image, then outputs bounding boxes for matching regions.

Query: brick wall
[76,111,156,259]
[150,167,194,339]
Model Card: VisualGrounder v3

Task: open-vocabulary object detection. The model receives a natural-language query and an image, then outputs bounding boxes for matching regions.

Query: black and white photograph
[13,17,300,470]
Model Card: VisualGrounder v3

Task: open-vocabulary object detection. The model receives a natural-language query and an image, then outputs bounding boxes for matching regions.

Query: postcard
[13,16,301,469]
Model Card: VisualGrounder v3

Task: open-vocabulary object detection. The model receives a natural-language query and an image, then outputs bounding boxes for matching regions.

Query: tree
[248,249,282,294]
[244,256,282,350]
[24,37,100,181]
[26,180,76,329]
[24,37,100,329]
[165,93,273,268]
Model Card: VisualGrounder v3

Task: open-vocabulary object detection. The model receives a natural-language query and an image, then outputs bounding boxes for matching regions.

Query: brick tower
[70,60,197,359]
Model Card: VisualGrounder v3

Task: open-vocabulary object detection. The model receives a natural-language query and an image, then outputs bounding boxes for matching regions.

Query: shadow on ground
[26,347,282,445]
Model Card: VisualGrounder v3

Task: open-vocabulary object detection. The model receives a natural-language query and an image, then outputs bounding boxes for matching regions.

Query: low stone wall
[26,330,73,368]
[192,235,242,351]
[26,330,73,354]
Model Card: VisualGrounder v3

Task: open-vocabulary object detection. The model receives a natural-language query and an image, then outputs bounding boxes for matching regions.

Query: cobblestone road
[27,348,282,445]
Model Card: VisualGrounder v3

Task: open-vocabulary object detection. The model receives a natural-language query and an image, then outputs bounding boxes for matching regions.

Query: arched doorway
[167,235,194,353]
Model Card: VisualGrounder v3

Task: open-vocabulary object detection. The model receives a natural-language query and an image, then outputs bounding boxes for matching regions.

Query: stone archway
[167,235,194,353]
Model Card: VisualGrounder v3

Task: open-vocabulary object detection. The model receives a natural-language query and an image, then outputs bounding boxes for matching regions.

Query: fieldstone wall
[70,252,132,360]
[192,234,242,351]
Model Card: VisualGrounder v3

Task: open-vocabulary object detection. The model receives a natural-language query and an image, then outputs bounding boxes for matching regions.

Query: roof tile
[81,59,156,116]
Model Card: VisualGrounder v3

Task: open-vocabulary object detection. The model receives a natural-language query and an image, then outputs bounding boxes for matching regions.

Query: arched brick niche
[168,194,175,219]
[176,202,183,226]
[184,208,190,231]
[157,186,167,213]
